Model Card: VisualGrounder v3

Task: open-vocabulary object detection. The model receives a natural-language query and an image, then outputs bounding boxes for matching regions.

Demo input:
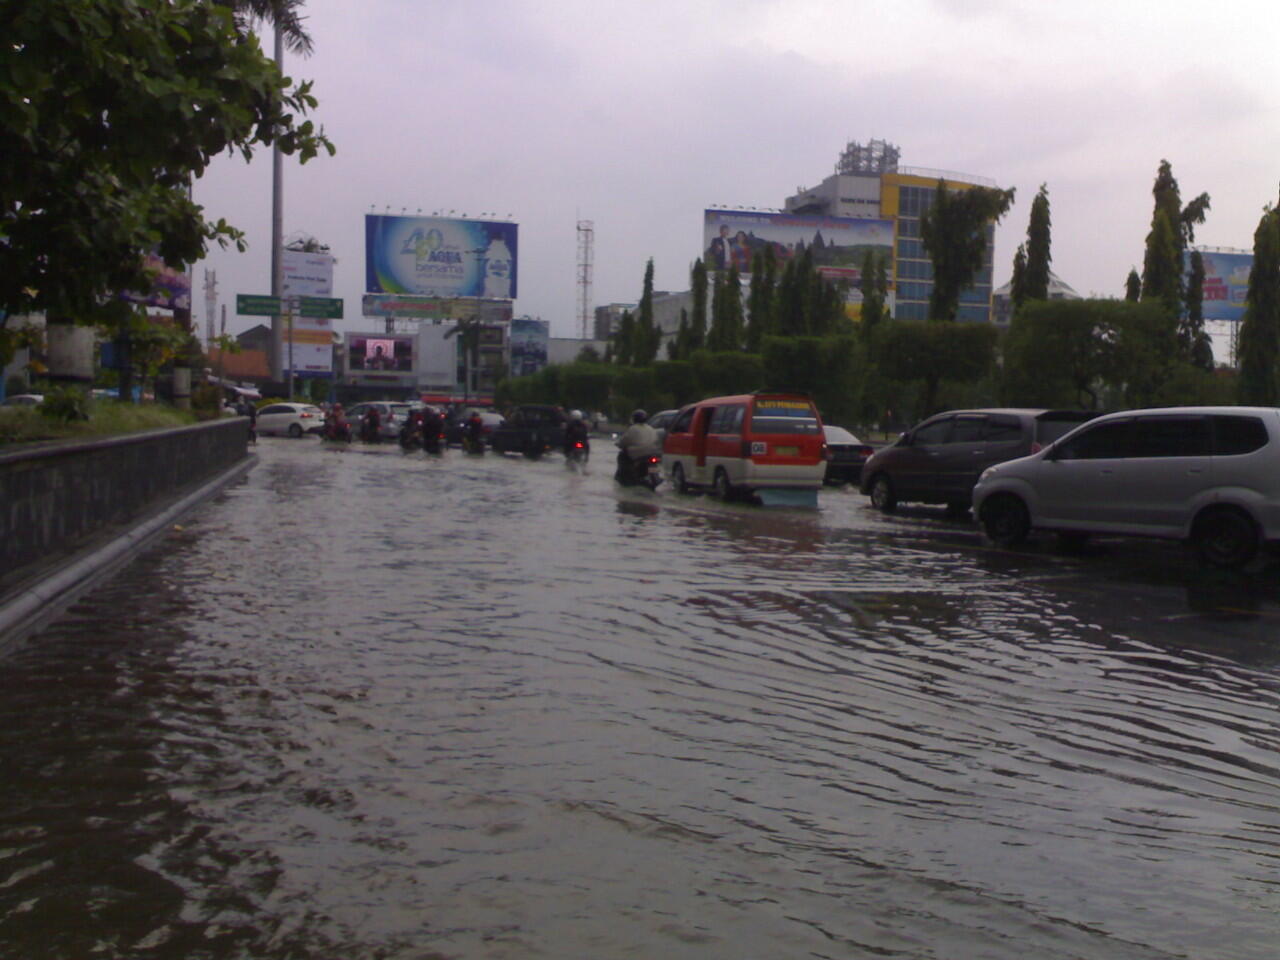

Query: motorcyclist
[360,405,382,442]
[422,406,444,453]
[325,403,350,441]
[615,409,660,481]
[464,409,485,452]
[563,409,590,459]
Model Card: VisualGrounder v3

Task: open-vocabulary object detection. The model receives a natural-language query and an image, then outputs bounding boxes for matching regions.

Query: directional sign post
[296,296,343,319]
[236,294,283,316]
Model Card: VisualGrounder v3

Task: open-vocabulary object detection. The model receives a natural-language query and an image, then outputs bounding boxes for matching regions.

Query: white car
[255,402,324,437]
[1,393,43,407]
[973,406,1280,567]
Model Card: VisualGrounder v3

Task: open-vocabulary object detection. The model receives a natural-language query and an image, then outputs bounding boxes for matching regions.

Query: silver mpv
[972,406,1280,567]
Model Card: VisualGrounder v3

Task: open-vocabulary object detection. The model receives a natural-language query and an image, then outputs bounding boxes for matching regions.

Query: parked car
[1,393,43,407]
[860,408,1097,515]
[647,408,680,443]
[662,393,826,503]
[255,402,324,437]
[347,401,411,440]
[822,425,875,486]
[974,406,1280,567]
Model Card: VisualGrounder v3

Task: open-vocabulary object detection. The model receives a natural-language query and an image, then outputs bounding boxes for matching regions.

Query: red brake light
[300,412,313,419]
[820,442,830,461]
[1030,441,1042,454]
[647,456,660,464]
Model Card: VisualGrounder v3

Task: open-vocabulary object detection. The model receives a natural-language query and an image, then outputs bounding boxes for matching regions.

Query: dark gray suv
[860,408,1097,514]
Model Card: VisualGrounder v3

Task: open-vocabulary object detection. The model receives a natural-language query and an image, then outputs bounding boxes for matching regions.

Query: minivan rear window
[750,400,819,435]
[1034,413,1094,444]
[1212,415,1269,455]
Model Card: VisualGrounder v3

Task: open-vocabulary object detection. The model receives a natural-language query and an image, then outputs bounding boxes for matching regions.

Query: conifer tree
[858,250,888,340]
[1010,244,1027,314]
[1125,268,1141,302]
[1184,250,1213,370]
[1024,184,1052,301]
[1238,202,1280,404]
[689,258,708,351]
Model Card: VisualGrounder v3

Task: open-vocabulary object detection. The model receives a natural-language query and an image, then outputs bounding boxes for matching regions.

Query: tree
[1141,159,1209,318]
[920,180,1015,322]
[633,259,660,364]
[1002,300,1114,409]
[222,0,314,55]
[689,258,708,351]
[612,310,636,366]
[1183,250,1213,370]
[1237,202,1280,405]
[1125,268,1142,302]
[0,0,332,329]
[745,247,778,353]
[858,249,888,340]
[874,321,998,415]
[1024,184,1052,301]
[707,267,743,351]
[1009,244,1028,314]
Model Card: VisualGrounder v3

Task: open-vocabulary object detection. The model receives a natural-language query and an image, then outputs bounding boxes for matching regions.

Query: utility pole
[203,269,218,351]
[270,26,285,385]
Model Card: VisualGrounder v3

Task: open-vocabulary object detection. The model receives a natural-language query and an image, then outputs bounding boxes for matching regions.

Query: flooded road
[4,437,1280,959]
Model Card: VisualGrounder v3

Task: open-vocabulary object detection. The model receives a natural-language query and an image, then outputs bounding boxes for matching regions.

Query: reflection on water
[3,439,1280,959]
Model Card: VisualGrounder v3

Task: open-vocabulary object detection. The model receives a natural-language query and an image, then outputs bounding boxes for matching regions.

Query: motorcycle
[423,426,444,455]
[399,423,422,451]
[323,417,353,443]
[359,416,381,443]
[462,433,485,455]
[565,439,589,469]
[615,452,663,490]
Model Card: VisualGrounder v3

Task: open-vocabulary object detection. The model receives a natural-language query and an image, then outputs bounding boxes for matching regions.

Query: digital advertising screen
[348,334,413,372]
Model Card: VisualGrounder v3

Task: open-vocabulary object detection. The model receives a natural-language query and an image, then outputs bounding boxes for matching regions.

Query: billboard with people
[365,215,518,299]
[348,334,413,373]
[702,209,894,285]
[1188,249,1251,322]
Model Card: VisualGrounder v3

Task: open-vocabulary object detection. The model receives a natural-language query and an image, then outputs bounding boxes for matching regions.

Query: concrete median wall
[0,418,250,586]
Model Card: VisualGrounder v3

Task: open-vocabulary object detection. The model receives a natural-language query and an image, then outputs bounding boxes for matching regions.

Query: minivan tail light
[821,442,831,461]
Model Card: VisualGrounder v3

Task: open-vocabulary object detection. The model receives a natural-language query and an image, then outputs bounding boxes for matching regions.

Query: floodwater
[3,437,1280,959]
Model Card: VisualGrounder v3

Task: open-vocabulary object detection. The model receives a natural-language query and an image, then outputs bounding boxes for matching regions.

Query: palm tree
[218,0,315,56]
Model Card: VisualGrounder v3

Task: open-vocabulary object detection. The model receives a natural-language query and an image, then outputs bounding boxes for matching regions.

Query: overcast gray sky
[195,0,1280,345]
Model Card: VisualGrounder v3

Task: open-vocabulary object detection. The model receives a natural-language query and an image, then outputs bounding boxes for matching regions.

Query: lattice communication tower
[577,220,594,340]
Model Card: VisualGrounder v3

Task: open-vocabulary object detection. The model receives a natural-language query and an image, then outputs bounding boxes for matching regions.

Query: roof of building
[993,270,1081,300]
[208,348,270,381]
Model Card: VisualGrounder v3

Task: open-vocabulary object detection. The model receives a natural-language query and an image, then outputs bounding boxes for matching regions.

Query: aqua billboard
[1187,249,1251,322]
[366,215,518,300]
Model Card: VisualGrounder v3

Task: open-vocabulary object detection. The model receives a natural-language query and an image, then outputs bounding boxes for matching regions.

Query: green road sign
[297,296,344,319]
[236,294,282,316]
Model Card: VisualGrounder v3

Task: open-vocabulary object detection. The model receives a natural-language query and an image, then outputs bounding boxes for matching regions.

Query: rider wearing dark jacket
[563,409,590,457]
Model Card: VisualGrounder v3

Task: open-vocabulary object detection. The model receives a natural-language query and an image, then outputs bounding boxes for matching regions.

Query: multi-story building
[593,302,636,341]
[785,139,1002,323]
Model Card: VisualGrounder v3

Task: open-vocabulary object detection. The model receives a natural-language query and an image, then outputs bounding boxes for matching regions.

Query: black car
[489,404,568,458]
[822,425,875,486]
[859,408,1097,514]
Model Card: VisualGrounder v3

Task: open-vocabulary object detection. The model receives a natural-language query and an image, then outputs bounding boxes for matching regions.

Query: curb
[0,454,258,653]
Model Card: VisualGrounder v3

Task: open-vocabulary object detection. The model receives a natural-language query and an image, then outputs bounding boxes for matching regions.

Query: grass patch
[0,400,198,446]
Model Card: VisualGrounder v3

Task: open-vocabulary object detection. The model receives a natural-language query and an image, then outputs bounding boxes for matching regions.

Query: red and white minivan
[662,393,827,504]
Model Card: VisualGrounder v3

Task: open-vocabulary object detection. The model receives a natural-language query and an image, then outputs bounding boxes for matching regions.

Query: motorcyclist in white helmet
[563,408,591,458]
